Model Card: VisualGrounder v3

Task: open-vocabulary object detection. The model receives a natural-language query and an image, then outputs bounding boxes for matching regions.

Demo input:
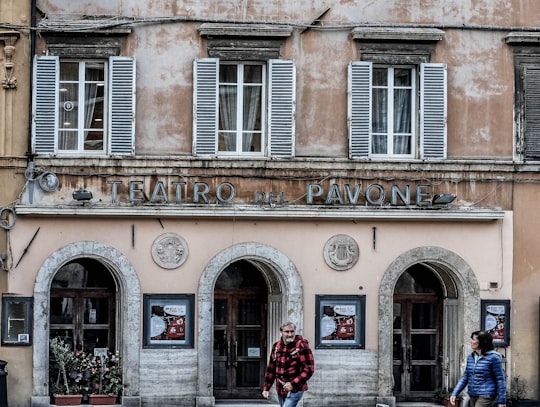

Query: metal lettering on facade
[106,180,441,207]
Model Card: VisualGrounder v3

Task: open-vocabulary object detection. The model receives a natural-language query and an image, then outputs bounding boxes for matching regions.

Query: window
[372,66,416,157]
[194,58,295,157]
[505,33,540,161]
[349,27,446,160]
[32,56,135,156]
[195,23,294,158]
[218,63,264,155]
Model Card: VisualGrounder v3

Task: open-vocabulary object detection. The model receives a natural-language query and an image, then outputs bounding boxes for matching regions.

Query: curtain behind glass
[219,65,237,151]
[393,69,412,154]
[58,62,79,150]
[372,67,412,155]
[83,62,104,150]
[242,65,262,152]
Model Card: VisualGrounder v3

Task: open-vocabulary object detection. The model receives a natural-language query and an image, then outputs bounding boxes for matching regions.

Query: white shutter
[420,63,447,159]
[32,56,58,154]
[193,58,219,156]
[524,67,540,159]
[268,59,295,157]
[109,56,136,155]
[348,61,372,159]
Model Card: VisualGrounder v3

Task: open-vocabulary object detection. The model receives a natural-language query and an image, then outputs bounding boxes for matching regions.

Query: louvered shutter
[32,56,58,154]
[109,57,136,155]
[524,67,540,159]
[420,63,447,159]
[348,61,372,159]
[268,59,295,157]
[193,58,219,156]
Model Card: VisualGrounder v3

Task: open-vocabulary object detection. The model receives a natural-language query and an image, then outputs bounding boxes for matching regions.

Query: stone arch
[196,242,302,407]
[31,241,141,407]
[377,246,480,404]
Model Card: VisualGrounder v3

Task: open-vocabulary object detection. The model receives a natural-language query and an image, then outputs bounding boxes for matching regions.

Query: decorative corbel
[0,31,20,90]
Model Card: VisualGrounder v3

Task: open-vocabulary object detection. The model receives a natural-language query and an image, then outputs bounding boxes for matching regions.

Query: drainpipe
[27,0,36,162]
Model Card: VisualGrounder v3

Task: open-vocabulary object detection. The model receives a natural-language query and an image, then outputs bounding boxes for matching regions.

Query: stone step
[215,400,280,406]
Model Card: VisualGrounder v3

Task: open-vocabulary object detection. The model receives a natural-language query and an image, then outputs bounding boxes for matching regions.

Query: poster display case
[143,294,195,348]
[315,294,365,349]
[481,299,510,347]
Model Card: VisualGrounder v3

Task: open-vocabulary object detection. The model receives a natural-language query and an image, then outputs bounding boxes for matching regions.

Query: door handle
[233,340,238,367]
[400,345,406,373]
[227,340,231,367]
[407,345,412,373]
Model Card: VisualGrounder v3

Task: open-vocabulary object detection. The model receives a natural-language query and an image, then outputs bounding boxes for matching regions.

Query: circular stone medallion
[323,234,359,271]
[151,232,189,269]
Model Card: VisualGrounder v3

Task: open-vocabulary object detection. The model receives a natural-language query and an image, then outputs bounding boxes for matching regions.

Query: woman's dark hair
[471,330,494,352]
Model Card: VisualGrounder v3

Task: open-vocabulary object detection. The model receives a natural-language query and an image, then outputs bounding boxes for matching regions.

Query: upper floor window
[371,66,416,157]
[505,33,540,162]
[58,60,105,152]
[349,26,446,160]
[32,56,135,156]
[195,23,294,158]
[218,62,264,155]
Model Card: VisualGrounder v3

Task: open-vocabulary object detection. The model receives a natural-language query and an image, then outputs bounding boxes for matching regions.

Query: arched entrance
[377,247,481,406]
[213,260,268,399]
[196,242,303,407]
[50,258,117,354]
[393,264,444,401]
[31,241,141,407]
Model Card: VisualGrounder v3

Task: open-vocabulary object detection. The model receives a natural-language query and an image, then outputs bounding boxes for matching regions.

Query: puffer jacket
[451,350,506,404]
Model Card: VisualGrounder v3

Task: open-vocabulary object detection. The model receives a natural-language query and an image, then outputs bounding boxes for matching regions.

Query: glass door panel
[213,291,266,399]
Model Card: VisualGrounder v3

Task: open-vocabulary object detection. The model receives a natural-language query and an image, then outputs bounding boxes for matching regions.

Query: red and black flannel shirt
[262,335,315,397]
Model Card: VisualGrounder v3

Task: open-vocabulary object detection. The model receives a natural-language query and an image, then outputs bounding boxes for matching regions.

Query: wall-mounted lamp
[432,193,456,205]
[72,189,93,201]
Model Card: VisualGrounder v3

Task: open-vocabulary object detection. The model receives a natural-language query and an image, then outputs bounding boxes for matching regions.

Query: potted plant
[49,337,83,406]
[508,376,539,407]
[88,350,123,405]
[435,387,457,407]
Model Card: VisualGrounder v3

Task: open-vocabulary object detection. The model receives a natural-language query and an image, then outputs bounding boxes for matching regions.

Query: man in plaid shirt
[262,322,315,407]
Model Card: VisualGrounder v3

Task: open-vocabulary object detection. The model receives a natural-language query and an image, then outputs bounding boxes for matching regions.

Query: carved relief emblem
[151,233,189,269]
[323,234,359,271]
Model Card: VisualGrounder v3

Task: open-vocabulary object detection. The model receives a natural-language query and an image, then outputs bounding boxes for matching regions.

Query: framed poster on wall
[143,294,195,348]
[481,299,510,347]
[1,296,33,346]
[315,294,365,349]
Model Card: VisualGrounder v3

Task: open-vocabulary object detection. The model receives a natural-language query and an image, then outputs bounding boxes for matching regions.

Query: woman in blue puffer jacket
[450,330,506,407]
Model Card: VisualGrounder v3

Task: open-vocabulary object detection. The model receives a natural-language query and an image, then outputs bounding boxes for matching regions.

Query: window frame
[217,61,266,157]
[32,55,136,156]
[370,65,417,159]
[57,59,107,154]
[348,61,447,160]
[193,58,295,158]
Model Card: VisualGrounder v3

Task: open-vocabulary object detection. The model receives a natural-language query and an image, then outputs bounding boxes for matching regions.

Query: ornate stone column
[0,31,20,89]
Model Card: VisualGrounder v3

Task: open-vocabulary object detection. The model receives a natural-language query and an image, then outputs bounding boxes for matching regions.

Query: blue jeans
[278,391,304,407]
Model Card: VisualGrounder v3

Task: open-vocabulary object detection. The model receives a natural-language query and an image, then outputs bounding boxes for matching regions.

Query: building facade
[0,0,32,406]
[3,1,540,407]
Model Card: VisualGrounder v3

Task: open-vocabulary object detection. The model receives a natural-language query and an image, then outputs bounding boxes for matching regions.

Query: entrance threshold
[215,400,279,406]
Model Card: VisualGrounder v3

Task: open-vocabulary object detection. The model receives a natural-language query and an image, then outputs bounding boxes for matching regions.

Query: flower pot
[53,394,83,406]
[88,394,118,405]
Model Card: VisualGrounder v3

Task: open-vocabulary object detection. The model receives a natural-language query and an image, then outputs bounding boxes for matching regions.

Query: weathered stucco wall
[33,0,533,160]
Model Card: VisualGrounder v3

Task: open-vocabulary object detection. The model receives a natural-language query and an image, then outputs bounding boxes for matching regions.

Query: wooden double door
[50,287,115,353]
[393,293,442,401]
[213,289,267,399]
